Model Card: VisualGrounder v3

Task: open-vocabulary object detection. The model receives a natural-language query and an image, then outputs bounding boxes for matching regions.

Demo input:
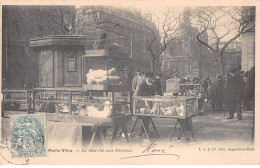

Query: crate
[178,84,201,97]
[133,96,198,119]
[166,78,179,93]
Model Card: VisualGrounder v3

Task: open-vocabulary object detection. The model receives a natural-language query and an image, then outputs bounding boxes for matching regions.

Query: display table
[169,117,196,144]
[45,113,131,148]
[131,96,199,143]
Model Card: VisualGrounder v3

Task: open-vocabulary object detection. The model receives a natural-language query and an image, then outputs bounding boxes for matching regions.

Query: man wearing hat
[120,66,132,86]
[152,74,163,96]
[227,67,245,120]
[137,72,155,136]
[132,69,145,96]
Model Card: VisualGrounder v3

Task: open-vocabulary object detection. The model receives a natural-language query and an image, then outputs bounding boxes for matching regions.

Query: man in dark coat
[224,73,232,110]
[242,66,255,141]
[243,66,255,111]
[209,76,224,111]
[227,70,245,120]
[215,75,224,111]
[137,72,155,136]
[202,78,210,97]
[152,74,163,96]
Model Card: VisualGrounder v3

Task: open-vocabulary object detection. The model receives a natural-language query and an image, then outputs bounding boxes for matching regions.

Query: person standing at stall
[227,69,245,120]
[224,73,232,111]
[243,66,255,111]
[215,75,224,111]
[132,69,145,96]
[242,66,255,141]
[137,72,155,136]
[152,74,163,96]
[202,78,210,98]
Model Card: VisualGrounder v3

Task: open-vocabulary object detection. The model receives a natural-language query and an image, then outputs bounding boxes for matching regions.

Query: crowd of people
[202,66,255,120]
[132,69,163,97]
[131,66,255,122]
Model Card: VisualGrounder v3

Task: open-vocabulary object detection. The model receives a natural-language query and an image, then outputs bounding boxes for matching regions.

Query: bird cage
[133,96,199,119]
[82,37,132,92]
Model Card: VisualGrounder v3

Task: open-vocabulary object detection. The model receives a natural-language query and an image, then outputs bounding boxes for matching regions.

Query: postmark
[10,114,46,158]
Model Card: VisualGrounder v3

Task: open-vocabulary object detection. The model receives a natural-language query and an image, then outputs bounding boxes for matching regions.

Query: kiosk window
[67,57,76,72]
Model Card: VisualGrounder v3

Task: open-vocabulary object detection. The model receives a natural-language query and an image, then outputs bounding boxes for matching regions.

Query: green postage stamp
[10,114,47,158]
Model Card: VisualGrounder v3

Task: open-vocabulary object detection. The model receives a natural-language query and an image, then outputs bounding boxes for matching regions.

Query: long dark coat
[243,66,255,108]
[152,78,163,96]
[229,73,245,102]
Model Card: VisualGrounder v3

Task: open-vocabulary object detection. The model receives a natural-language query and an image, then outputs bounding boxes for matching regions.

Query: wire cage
[33,88,131,119]
[133,96,199,119]
[2,90,33,113]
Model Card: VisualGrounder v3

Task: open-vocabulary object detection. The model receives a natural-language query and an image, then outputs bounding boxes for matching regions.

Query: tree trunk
[199,62,202,79]
[217,52,225,78]
[151,58,155,73]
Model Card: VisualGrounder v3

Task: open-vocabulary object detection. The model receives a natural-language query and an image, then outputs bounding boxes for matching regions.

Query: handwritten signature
[120,140,180,160]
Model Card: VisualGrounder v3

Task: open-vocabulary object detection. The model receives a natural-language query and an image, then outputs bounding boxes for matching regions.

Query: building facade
[241,6,255,72]
[76,6,159,73]
[2,6,158,89]
[161,8,211,79]
[223,41,242,74]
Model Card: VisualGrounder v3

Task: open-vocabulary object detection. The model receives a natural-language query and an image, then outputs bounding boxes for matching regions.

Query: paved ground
[106,108,254,147]
[1,108,254,148]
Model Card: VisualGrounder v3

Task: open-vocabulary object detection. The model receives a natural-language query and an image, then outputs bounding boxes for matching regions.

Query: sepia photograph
[0,0,259,165]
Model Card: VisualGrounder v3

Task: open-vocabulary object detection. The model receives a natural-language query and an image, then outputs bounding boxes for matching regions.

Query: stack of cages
[3,90,34,113]
[178,84,201,97]
[33,35,132,120]
[166,78,180,96]
[34,89,80,114]
[34,89,131,119]
[82,35,132,90]
[133,97,199,119]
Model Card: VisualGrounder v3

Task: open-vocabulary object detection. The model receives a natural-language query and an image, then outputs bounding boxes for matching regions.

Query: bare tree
[142,8,183,72]
[192,6,255,77]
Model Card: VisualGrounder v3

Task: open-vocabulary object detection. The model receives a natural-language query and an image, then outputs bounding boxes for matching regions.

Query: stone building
[223,41,242,73]
[161,8,210,79]
[75,6,159,73]
[241,6,255,72]
[2,6,158,89]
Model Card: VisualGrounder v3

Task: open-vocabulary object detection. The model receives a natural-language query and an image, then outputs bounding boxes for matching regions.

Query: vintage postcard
[0,0,259,165]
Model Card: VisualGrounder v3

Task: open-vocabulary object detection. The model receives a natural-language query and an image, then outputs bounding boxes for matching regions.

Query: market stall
[2,90,34,116]
[28,35,132,147]
[131,95,198,143]
[166,76,201,97]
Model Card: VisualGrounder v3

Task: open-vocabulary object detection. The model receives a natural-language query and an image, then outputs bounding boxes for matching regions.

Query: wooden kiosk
[28,35,133,147]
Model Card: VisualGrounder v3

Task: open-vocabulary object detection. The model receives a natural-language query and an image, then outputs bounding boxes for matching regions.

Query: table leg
[177,120,183,140]
[121,124,130,143]
[186,118,196,141]
[150,117,160,138]
[140,119,151,141]
[130,117,139,137]
[89,128,97,149]
[98,127,107,147]
[170,120,179,141]
[110,125,119,146]
[179,119,188,144]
